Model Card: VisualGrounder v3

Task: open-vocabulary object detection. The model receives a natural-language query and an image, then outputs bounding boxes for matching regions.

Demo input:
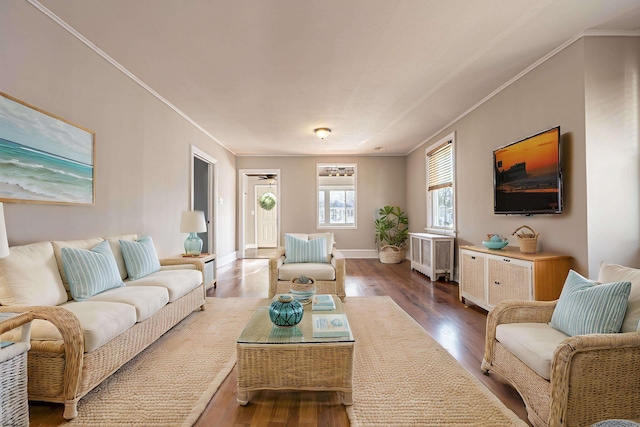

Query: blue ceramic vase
[269,294,303,327]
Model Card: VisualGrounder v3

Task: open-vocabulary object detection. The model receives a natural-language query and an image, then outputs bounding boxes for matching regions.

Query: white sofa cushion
[496,322,569,380]
[106,234,138,280]
[87,285,169,322]
[0,241,68,306]
[127,269,202,302]
[12,301,137,353]
[52,237,104,290]
[278,263,336,281]
[598,262,640,333]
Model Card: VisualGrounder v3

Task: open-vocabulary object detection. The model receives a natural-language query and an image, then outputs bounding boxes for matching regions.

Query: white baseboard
[216,251,238,268]
[336,249,379,259]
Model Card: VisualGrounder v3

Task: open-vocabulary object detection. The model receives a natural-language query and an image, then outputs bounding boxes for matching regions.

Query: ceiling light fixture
[314,128,331,140]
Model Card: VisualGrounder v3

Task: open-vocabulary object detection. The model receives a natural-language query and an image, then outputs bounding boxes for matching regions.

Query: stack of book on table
[312,313,351,337]
[312,294,336,311]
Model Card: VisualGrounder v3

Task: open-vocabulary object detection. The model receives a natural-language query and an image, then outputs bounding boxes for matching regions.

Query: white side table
[166,253,217,290]
[0,312,34,427]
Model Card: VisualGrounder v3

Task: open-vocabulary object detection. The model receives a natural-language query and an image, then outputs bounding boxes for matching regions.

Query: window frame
[425,132,456,236]
[317,163,357,230]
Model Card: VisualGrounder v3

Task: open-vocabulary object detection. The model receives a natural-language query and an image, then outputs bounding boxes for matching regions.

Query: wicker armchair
[482,299,640,427]
[268,242,346,300]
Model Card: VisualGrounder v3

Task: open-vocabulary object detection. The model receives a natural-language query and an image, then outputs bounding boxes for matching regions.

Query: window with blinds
[426,135,455,230]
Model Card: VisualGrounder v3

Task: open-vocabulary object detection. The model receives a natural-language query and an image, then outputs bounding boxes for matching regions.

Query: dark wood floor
[29,258,530,426]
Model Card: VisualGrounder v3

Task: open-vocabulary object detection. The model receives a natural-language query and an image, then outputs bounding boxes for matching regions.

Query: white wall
[407,39,589,273]
[0,1,237,259]
[585,36,640,276]
[236,156,406,252]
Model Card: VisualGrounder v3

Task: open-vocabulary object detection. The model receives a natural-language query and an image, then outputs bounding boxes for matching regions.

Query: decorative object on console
[0,92,96,206]
[180,210,207,256]
[482,234,509,250]
[269,294,304,327]
[374,205,409,264]
[0,202,9,258]
[512,225,539,254]
[290,274,316,305]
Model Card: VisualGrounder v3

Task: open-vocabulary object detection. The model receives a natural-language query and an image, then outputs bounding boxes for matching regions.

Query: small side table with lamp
[0,201,34,427]
[177,210,216,290]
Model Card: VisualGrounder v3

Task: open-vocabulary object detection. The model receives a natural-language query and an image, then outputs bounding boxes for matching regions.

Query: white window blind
[427,142,453,191]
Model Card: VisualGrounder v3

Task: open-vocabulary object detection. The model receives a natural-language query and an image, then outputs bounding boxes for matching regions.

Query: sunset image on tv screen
[494,127,560,213]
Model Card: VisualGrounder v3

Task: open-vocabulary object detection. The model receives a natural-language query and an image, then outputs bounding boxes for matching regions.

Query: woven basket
[512,225,539,254]
[379,245,405,264]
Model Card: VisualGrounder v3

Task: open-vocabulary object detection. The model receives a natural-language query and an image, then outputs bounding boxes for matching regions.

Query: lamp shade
[180,211,207,233]
[0,203,9,258]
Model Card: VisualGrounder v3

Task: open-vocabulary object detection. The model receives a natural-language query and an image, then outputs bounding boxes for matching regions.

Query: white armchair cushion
[0,241,68,306]
[599,262,640,332]
[278,263,336,281]
[496,322,569,380]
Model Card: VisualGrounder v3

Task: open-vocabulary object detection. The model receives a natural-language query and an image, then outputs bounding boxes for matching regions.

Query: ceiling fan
[258,174,277,185]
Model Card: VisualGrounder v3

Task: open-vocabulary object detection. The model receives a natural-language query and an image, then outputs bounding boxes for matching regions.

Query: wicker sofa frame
[0,259,205,420]
[482,299,640,427]
[268,247,346,299]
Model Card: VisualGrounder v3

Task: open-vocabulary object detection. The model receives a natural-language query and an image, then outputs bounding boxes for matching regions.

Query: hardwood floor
[29,258,530,426]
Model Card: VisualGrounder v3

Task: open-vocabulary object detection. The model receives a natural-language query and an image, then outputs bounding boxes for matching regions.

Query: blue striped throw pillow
[284,234,327,264]
[119,236,161,280]
[549,270,631,336]
[61,240,125,301]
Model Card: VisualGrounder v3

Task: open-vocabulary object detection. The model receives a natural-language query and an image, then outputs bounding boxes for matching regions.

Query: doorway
[239,169,280,259]
[191,146,217,257]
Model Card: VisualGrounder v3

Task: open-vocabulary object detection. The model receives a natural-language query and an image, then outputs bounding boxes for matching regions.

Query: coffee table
[236,295,354,406]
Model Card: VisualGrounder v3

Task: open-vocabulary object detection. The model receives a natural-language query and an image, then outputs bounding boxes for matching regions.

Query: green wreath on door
[259,192,277,211]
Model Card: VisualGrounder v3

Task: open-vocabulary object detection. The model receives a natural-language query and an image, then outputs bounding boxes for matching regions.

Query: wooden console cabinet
[459,245,571,311]
[410,233,455,281]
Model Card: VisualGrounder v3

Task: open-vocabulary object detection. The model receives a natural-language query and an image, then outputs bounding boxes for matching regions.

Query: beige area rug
[64,297,264,427]
[345,296,527,426]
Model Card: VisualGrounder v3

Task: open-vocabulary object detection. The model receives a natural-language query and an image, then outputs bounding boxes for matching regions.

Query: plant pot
[379,245,405,264]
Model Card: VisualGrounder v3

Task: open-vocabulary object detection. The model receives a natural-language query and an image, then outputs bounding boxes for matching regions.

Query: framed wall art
[0,92,95,205]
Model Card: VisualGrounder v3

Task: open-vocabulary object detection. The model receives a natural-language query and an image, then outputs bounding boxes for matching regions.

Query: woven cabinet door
[460,250,485,303]
[487,256,532,307]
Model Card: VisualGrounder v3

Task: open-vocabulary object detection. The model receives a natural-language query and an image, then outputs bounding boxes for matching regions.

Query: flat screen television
[493,126,562,215]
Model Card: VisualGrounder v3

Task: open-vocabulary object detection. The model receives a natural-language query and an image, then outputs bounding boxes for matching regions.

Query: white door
[256,185,278,248]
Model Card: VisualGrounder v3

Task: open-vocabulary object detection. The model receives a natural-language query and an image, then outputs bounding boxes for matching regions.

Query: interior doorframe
[190,145,218,257]
[238,168,281,258]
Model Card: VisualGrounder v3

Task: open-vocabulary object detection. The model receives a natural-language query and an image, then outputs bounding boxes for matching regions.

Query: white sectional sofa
[0,234,205,419]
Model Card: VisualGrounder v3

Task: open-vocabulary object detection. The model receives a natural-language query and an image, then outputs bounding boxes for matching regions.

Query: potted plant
[374,206,409,264]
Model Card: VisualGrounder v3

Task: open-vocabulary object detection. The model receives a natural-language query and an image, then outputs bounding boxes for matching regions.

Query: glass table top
[237,295,354,344]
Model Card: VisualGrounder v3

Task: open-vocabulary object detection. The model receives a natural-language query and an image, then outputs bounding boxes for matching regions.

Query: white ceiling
[37,0,640,156]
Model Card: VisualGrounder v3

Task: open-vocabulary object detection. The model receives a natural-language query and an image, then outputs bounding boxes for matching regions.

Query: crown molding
[26,0,235,156]
[406,30,640,155]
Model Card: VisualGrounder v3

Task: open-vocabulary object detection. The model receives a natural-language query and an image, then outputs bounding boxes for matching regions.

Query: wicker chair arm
[268,256,280,298]
[0,311,33,336]
[0,305,84,407]
[549,332,640,426]
[482,299,558,372]
[331,248,346,299]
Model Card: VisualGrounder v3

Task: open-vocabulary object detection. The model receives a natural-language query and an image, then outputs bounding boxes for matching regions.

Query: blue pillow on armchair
[284,234,327,264]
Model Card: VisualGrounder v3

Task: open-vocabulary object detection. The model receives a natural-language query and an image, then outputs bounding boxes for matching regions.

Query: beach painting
[0,93,95,205]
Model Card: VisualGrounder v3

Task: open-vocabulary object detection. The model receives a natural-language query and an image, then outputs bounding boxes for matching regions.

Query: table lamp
[0,203,9,258]
[180,210,207,256]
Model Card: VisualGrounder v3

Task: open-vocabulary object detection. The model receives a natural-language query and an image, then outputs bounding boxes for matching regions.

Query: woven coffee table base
[236,341,354,405]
